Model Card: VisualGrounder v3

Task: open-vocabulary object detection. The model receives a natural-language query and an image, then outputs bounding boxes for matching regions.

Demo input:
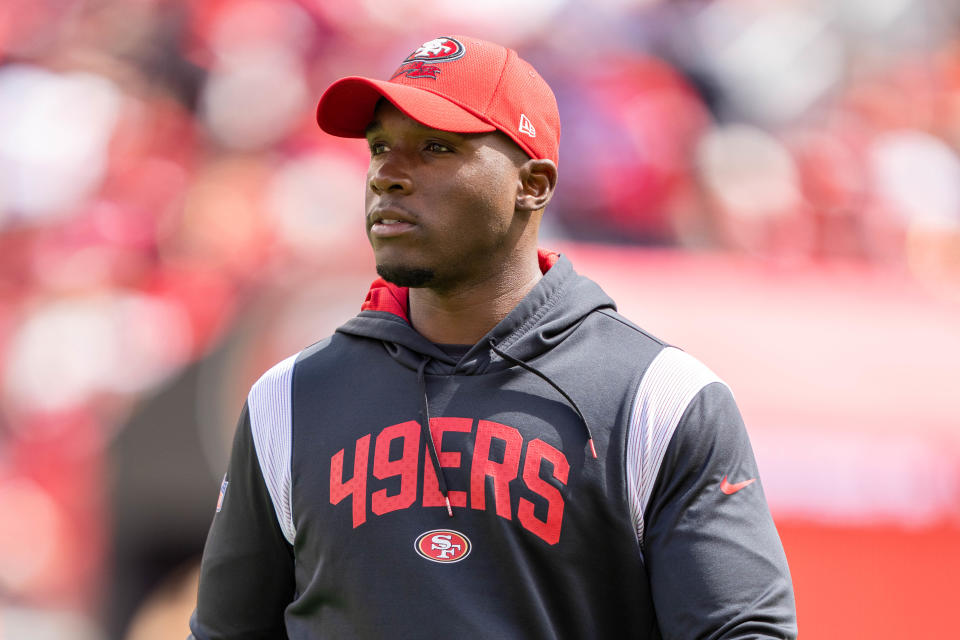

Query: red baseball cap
[316,36,560,164]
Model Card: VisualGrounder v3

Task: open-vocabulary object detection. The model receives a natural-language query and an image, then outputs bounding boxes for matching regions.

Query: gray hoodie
[190,251,797,639]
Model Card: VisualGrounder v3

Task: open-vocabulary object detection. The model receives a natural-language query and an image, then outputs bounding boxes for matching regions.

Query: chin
[375,263,436,288]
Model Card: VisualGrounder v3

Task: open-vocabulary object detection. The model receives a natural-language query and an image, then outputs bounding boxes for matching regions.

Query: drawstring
[417,358,454,517]
[417,338,597,520]
[488,339,598,460]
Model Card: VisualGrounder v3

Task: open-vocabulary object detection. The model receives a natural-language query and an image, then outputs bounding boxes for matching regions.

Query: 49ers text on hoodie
[331,416,569,544]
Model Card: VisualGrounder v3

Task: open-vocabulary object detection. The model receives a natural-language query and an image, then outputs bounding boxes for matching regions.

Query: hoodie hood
[336,250,616,376]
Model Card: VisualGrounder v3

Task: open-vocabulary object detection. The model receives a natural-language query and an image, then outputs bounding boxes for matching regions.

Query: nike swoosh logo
[720,475,756,495]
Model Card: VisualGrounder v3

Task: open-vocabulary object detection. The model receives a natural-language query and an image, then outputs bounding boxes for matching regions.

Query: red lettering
[423,417,472,508]
[371,421,420,515]
[332,417,571,542]
[330,434,370,528]
[518,439,569,545]
[470,420,522,519]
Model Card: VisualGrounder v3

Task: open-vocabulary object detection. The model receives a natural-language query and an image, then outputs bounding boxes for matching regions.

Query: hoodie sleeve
[630,348,797,639]
[188,403,295,640]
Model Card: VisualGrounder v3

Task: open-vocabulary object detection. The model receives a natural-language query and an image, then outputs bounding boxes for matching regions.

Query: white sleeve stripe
[627,347,723,546]
[248,352,299,545]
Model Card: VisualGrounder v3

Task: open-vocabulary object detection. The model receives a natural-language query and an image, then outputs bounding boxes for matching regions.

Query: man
[189,35,797,639]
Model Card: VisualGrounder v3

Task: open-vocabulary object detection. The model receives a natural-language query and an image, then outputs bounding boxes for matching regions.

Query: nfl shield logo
[216,475,228,513]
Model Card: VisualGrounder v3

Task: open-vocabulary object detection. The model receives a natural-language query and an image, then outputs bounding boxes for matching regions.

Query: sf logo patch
[392,37,465,80]
[404,37,465,63]
[415,529,471,563]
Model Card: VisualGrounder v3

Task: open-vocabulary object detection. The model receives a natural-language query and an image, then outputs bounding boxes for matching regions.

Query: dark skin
[364,101,558,344]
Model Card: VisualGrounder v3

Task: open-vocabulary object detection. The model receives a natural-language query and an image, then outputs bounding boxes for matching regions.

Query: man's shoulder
[583,309,725,394]
[247,334,344,395]
[593,307,670,349]
[571,308,671,370]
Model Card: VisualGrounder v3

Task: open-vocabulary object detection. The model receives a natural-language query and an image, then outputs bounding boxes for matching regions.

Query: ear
[516,159,558,212]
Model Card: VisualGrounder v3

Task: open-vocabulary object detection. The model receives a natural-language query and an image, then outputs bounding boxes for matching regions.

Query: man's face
[364,101,529,291]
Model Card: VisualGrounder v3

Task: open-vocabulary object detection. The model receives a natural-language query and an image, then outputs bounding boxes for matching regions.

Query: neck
[408,256,543,345]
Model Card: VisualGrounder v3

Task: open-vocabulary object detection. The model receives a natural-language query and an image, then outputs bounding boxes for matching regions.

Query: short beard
[376,264,436,288]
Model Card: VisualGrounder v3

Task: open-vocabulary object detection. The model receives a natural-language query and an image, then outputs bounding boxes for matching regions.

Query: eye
[368,141,388,156]
[425,141,452,153]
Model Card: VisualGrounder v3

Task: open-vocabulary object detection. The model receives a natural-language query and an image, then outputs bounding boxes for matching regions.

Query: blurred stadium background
[0,0,958,637]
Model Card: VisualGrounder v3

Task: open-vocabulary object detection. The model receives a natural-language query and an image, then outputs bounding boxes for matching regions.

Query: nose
[368,156,414,195]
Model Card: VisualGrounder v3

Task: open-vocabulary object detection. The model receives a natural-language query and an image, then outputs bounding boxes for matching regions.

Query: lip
[368,206,418,238]
[370,220,417,237]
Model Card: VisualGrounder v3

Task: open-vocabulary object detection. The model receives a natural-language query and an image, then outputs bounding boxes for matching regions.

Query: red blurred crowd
[0,0,958,638]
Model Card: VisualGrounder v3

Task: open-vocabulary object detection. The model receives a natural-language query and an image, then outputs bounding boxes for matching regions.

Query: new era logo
[519,113,536,138]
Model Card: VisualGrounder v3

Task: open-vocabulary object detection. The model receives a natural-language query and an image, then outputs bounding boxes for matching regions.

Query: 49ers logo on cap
[415,529,471,563]
[392,37,465,80]
[405,37,465,63]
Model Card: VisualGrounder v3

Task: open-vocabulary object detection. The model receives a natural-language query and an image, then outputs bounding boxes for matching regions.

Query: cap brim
[316,76,497,138]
